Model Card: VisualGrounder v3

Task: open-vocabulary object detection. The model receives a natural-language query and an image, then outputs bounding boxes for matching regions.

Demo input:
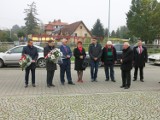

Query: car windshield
[114,44,123,51]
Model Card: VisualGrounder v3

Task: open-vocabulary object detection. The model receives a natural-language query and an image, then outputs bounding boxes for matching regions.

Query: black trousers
[25,67,35,85]
[47,70,55,85]
[134,67,143,80]
[121,70,131,87]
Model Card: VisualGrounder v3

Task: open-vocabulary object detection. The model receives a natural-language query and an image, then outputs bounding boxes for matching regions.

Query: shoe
[133,79,137,81]
[94,79,97,82]
[120,86,125,88]
[61,82,65,85]
[68,82,75,85]
[140,79,144,82]
[50,84,55,87]
[105,79,109,81]
[25,84,28,88]
[159,82,160,83]
[91,79,94,82]
[77,80,80,82]
[111,80,116,82]
[47,84,50,88]
[80,80,83,83]
[124,86,129,89]
[32,84,36,87]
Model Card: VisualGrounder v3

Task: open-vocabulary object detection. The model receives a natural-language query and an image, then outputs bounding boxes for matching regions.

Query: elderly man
[120,42,133,89]
[101,41,117,82]
[59,38,75,85]
[88,37,102,82]
[22,39,38,88]
[44,40,57,88]
[133,39,148,82]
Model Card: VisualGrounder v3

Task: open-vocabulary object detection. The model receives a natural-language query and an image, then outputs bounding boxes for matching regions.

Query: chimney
[58,19,61,22]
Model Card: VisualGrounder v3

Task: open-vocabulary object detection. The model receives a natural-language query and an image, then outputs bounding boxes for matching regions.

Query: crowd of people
[22,37,149,89]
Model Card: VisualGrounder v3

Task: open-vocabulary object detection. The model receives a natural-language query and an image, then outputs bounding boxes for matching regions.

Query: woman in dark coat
[73,41,86,83]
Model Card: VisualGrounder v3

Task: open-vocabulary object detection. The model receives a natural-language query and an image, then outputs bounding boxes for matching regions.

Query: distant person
[133,39,148,82]
[88,37,102,82]
[44,40,57,88]
[22,39,38,88]
[101,41,117,82]
[120,42,133,89]
[59,38,75,85]
[73,41,86,83]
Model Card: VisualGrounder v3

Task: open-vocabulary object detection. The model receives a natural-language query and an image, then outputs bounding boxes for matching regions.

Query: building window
[80,26,82,29]
[75,33,77,37]
[85,33,87,37]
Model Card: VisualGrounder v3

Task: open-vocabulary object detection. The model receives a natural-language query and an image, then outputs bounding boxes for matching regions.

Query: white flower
[51,55,55,60]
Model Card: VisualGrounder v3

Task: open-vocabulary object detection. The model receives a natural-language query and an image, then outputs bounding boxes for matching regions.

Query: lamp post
[108,0,111,40]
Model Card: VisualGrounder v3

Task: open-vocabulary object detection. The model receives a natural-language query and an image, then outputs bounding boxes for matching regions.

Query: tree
[127,0,159,43]
[24,2,39,35]
[91,19,104,38]
[111,30,116,37]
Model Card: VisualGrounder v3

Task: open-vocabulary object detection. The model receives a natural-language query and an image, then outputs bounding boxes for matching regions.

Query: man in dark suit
[59,38,75,85]
[120,42,133,89]
[133,39,148,82]
[44,40,57,88]
[88,37,102,82]
[22,39,38,88]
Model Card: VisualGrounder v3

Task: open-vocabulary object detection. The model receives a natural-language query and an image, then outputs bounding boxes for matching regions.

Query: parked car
[148,53,160,65]
[0,45,46,68]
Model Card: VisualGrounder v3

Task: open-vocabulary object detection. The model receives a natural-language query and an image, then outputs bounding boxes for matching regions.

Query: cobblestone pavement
[0,64,160,119]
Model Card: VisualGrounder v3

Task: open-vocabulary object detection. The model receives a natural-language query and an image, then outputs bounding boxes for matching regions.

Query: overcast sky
[0,0,132,31]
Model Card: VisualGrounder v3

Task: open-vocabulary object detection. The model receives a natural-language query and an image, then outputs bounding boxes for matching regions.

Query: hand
[32,60,35,63]
[94,58,98,61]
[66,55,70,58]
[120,59,123,63]
[80,56,83,59]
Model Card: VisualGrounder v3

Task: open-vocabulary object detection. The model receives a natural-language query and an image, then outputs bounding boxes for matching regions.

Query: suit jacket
[73,47,86,70]
[121,47,133,71]
[133,46,148,67]
[88,43,102,61]
[44,45,57,71]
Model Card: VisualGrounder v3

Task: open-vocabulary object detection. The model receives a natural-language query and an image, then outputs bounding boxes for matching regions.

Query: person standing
[101,41,117,82]
[73,41,86,83]
[120,42,133,89]
[88,37,102,82]
[22,39,38,88]
[44,40,57,88]
[133,39,148,82]
[59,38,75,85]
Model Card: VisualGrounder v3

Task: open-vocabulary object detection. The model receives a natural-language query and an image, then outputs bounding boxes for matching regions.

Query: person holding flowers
[44,40,57,88]
[22,39,38,88]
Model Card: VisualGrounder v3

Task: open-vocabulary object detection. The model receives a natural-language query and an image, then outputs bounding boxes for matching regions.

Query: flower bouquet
[19,54,32,71]
[45,48,63,63]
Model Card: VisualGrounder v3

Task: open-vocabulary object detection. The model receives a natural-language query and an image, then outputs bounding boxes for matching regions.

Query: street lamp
[108,0,111,40]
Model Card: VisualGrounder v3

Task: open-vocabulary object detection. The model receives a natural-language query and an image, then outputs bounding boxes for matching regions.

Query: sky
[0,0,132,31]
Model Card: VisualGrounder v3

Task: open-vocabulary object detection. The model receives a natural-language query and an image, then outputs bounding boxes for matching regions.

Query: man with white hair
[59,38,75,85]
[120,42,133,89]
[101,41,117,82]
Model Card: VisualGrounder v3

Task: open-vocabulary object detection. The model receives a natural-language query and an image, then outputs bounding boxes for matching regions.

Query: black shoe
[94,79,97,82]
[47,84,50,88]
[140,79,144,82]
[124,86,129,89]
[61,82,65,85]
[25,84,28,88]
[159,82,160,83]
[120,86,125,88]
[105,79,109,81]
[133,79,137,81]
[50,84,55,87]
[91,79,94,82]
[32,84,36,87]
[111,80,116,82]
[68,82,75,85]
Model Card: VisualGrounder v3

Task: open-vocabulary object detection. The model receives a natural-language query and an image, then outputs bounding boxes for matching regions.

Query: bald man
[59,38,75,85]
[120,42,133,89]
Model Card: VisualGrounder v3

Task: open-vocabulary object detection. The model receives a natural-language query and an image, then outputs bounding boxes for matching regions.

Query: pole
[108,0,110,40]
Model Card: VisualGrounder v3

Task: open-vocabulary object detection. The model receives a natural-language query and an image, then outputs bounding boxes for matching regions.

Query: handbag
[82,59,88,69]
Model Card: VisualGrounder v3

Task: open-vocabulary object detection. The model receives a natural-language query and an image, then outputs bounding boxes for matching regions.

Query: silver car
[0,45,46,68]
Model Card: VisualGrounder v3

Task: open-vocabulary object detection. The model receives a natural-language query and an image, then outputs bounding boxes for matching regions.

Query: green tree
[24,2,39,35]
[91,19,104,38]
[111,30,116,37]
[127,0,159,43]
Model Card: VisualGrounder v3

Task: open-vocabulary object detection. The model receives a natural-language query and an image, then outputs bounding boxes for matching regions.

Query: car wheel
[37,58,46,68]
[0,59,4,68]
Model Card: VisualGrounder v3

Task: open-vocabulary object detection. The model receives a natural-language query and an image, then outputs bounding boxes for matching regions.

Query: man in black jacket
[22,39,38,88]
[101,41,117,82]
[133,39,148,82]
[44,40,57,88]
[120,42,133,89]
[88,37,102,82]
